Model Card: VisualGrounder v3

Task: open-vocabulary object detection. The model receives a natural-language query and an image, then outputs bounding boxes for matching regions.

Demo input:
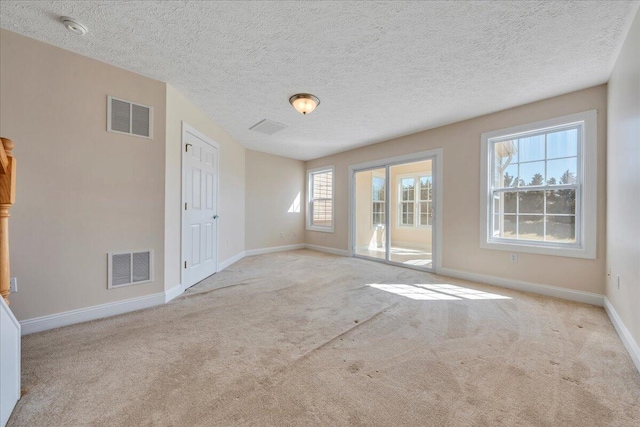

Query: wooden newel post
[0,137,16,305]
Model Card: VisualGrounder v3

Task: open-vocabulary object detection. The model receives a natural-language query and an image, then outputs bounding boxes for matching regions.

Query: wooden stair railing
[0,137,16,305]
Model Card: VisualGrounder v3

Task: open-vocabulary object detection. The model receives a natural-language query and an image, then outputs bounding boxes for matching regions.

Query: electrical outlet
[617,276,620,290]
[9,277,17,293]
[279,232,284,238]
[510,253,518,263]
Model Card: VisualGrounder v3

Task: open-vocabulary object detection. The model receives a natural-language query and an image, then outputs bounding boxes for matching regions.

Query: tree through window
[492,127,579,243]
[482,111,596,258]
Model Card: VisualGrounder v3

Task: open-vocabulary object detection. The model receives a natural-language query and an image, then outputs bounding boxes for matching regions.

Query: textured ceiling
[1,1,638,160]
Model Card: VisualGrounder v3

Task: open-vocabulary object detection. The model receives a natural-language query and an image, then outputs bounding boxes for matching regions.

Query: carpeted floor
[8,250,640,426]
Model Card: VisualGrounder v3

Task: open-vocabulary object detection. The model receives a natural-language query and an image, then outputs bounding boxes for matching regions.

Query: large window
[307,166,334,232]
[372,175,385,226]
[398,174,432,227]
[480,111,597,258]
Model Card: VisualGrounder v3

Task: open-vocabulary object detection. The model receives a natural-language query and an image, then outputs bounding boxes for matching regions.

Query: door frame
[181,121,220,289]
[348,148,443,273]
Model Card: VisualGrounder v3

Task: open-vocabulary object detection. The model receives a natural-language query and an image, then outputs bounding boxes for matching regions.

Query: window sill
[307,225,334,233]
[480,240,595,259]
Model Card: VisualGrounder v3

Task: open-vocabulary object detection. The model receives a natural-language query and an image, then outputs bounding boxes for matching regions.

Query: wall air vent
[107,96,153,139]
[108,250,153,289]
[249,119,287,135]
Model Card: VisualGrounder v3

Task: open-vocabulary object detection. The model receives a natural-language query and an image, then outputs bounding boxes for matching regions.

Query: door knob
[213,215,219,219]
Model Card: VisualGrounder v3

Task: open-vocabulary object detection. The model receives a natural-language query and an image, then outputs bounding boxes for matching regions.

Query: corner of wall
[605,6,640,371]
[164,85,247,292]
[244,149,306,251]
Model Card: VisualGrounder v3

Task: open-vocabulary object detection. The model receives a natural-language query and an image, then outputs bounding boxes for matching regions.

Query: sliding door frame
[348,148,443,273]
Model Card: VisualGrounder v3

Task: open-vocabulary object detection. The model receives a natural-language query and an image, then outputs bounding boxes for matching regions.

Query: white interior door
[183,127,218,288]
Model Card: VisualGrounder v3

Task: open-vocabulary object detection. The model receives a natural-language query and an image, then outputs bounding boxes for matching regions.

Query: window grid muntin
[309,169,333,229]
[490,123,582,246]
[372,175,386,226]
[398,175,433,227]
[399,177,416,227]
[419,176,433,226]
[400,178,415,226]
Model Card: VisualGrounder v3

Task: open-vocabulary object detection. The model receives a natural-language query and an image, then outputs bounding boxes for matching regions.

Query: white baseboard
[18,246,299,336]
[20,291,166,336]
[217,251,246,272]
[245,244,305,257]
[604,297,640,374]
[164,284,185,303]
[305,244,350,257]
[437,267,604,307]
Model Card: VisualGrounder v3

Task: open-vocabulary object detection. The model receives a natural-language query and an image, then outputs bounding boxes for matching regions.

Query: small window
[307,166,334,232]
[480,110,597,258]
[372,175,385,227]
[399,178,415,226]
[397,174,432,227]
[419,176,433,226]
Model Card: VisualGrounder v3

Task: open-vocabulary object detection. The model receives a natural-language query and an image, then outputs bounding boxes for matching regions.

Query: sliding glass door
[354,168,387,261]
[389,160,433,268]
[353,158,436,271]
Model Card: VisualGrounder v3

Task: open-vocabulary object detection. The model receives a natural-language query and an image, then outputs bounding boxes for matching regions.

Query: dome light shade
[289,93,320,115]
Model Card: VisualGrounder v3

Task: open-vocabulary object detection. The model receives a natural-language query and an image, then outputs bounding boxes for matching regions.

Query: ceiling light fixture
[289,93,320,115]
[60,16,88,35]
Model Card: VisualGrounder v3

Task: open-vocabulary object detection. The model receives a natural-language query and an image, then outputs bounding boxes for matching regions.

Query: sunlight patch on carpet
[368,283,511,301]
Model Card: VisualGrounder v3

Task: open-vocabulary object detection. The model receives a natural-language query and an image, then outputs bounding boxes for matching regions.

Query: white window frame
[398,176,416,227]
[480,110,597,259]
[418,175,433,227]
[397,173,433,228]
[371,172,386,229]
[307,165,335,233]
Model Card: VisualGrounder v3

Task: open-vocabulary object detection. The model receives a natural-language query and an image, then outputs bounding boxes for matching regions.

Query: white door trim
[181,121,220,289]
[348,148,443,273]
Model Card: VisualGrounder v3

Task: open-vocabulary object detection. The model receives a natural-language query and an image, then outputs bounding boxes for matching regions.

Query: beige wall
[606,9,640,346]
[244,150,305,250]
[307,85,607,295]
[0,30,166,320]
[165,85,246,291]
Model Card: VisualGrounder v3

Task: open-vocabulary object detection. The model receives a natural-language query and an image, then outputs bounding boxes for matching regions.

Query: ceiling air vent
[249,119,287,135]
[107,96,153,139]
[108,250,154,289]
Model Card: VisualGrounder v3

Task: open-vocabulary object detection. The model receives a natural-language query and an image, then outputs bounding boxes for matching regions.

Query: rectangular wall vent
[249,119,287,135]
[108,250,153,289]
[107,96,153,139]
